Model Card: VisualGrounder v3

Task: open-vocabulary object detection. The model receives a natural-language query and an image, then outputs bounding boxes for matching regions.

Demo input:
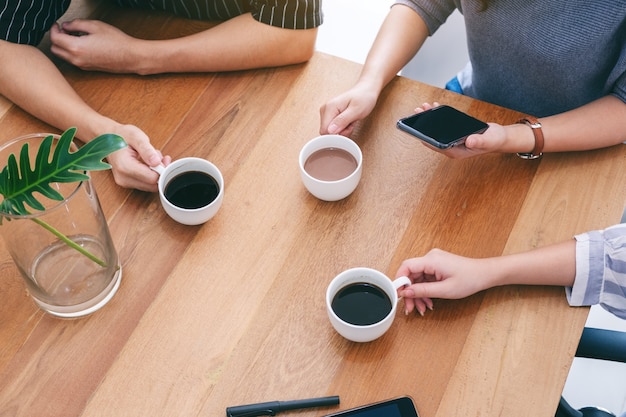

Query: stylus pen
[226,395,340,417]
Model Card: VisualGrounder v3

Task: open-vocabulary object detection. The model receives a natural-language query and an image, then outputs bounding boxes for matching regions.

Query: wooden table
[1,6,626,417]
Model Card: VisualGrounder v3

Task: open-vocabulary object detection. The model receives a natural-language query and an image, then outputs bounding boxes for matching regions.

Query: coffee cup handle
[150,164,165,175]
[151,164,165,176]
[392,276,411,300]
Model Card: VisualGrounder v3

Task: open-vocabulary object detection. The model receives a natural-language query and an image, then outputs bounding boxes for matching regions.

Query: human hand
[413,102,507,159]
[319,82,380,137]
[395,249,491,316]
[103,124,171,192]
[50,19,141,74]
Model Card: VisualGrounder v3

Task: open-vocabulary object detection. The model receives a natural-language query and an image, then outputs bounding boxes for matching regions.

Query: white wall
[400,9,468,87]
[315,0,469,88]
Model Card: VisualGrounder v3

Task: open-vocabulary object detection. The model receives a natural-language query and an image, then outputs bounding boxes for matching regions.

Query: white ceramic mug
[153,157,224,225]
[299,135,362,201]
[326,267,411,343]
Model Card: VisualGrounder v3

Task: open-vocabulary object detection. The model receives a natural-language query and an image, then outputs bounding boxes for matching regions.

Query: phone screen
[342,403,404,417]
[397,105,488,149]
[324,397,418,417]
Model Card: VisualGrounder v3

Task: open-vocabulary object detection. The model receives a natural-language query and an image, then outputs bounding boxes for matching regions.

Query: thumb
[59,19,96,35]
[325,103,364,135]
[464,123,495,150]
[136,144,162,167]
[464,133,485,150]
[115,125,163,167]
[327,114,352,135]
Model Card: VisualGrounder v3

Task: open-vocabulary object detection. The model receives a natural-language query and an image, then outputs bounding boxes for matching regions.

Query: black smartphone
[323,396,419,417]
[397,105,488,149]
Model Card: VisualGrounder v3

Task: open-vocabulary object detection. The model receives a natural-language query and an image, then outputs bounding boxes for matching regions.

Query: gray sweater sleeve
[393,0,458,35]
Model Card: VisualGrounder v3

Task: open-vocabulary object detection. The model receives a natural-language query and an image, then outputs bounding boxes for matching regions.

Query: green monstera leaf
[0,127,127,266]
[0,127,127,216]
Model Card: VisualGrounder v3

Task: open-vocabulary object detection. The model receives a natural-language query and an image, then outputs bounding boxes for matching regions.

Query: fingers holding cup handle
[393,276,412,298]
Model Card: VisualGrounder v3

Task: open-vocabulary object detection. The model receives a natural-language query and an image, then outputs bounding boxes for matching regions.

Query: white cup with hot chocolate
[299,135,362,201]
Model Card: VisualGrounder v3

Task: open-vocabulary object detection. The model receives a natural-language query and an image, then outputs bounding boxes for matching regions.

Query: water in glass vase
[25,235,121,318]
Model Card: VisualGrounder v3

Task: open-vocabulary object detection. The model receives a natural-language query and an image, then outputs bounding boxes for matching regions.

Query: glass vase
[0,133,121,318]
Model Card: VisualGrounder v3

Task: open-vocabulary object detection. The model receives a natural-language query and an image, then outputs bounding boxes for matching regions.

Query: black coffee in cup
[164,170,219,209]
[331,282,392,326]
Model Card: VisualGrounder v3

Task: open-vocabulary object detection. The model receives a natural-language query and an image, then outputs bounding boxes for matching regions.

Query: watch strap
[516,116,544,159]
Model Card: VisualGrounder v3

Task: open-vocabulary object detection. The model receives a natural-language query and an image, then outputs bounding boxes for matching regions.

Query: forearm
[125,14,317,75]
[355,4,429,96]
[1,41,165,191]
[502,96,626,154]
[0,41,114,142]
[483,240,577,289]
[541,96,626,151]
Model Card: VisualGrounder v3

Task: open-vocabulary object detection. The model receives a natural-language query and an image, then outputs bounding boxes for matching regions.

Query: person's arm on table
[396,223,626,319]
[319,5,429,137]
[49,13,317,75]
[395,240,576,315]
[477,96,626,154]
[0,40,168,192]
[415,95,626,159]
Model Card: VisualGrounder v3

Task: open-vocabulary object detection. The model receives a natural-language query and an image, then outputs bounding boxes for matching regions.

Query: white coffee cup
[326,267,411,343]
[299,135,362,201]
[152,157,224,225]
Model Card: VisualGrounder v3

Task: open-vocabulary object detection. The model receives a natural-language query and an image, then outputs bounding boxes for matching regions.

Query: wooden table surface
[1,5,626,417]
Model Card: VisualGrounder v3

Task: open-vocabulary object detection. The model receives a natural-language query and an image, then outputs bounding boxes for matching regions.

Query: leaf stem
[30,217,108,267]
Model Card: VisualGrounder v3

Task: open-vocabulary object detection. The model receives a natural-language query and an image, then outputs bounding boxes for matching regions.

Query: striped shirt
[568,224,626,319]
[1,0,322,46]
[0,0,71,45]
[112,0,322,30]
